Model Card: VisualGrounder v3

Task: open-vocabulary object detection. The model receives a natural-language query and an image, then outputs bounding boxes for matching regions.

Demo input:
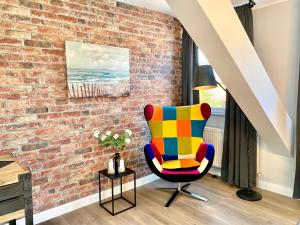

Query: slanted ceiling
[117,0,288,16]
[165,0,293,156]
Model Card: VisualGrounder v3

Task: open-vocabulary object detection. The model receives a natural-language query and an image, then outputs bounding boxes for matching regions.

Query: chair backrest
[144,103,211,161]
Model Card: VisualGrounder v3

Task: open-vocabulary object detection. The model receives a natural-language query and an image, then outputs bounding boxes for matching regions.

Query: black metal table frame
[99,168,136,216]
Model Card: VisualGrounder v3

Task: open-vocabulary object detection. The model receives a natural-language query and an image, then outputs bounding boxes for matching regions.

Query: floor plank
[39,175,300,225]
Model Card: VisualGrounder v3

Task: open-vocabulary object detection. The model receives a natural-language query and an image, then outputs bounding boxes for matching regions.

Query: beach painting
[65,41,130,98]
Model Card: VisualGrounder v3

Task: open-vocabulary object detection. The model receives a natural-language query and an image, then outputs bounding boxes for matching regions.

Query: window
[198,49,226,115]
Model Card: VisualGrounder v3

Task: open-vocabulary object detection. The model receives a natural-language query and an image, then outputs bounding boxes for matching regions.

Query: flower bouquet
[93,129,132,174]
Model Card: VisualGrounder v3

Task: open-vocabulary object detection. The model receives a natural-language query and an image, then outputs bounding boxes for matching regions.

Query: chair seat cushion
[162,159,200,170]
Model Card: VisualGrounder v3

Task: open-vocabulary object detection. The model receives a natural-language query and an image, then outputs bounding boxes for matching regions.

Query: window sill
[211,108,225,116]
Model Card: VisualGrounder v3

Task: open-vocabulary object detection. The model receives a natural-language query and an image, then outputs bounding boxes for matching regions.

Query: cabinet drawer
[0,197,24,217]
[0,182,23,202]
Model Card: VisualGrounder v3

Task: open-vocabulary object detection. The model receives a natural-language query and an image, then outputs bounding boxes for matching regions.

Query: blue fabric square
[164,138,178,155]
[145,144,155,160]
[191,120,206,137]
[163,154,178,161]
[205,144,214,160]
[163,106,176,120]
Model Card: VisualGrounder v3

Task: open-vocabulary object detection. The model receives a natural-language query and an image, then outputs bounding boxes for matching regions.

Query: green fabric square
[178,138,192,155]
[148,121,163,137]
[176,106,191,120]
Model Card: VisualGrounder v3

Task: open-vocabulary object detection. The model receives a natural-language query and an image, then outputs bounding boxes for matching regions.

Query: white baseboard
[16,174,159,225]
[208,167,221,177]
[208,167,293,197]
[257,179,293,197]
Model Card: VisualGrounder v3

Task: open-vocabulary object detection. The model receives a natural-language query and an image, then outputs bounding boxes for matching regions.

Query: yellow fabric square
[163,121,177,137]
[178,138,192,155]
[148,121,163,137]
[176,106,191,120]
[162,160,181,169]
[191,137,203,154]
[191,104,204,120]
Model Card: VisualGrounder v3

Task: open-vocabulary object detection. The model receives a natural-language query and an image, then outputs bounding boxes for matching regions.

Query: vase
[113,153,121,175]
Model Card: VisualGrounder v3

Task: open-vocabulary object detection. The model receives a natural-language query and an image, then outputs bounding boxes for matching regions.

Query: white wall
[253,0,300,196]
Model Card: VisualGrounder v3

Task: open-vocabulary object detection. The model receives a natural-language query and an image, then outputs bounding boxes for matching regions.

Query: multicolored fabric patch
[161,169,200,175]
[144,141,214,175]
[162,159,200,170]
[144,104,210,160]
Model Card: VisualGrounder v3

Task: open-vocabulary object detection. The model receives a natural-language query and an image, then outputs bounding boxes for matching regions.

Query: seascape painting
[65,41,130,98]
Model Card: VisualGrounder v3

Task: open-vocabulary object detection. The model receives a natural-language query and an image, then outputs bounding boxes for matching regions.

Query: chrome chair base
[157,183,208,207]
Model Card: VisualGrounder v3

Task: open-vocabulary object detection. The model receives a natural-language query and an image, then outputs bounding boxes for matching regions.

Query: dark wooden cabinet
[0,154,33,225]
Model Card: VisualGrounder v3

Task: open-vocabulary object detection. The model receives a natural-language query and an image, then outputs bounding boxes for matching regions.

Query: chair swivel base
[157,183,208,207]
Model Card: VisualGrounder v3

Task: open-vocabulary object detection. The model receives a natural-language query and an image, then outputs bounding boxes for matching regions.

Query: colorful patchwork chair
[144,103,215,207]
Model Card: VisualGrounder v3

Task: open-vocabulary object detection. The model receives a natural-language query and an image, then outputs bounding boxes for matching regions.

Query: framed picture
[65,41,130,98]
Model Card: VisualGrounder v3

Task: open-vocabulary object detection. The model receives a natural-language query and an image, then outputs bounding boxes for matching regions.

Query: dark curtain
[182,27,199,105]
[235,5,254,43]
[221,4,257,188]
[293,64,300,198]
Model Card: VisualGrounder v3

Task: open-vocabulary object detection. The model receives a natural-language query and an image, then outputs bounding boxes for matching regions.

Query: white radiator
[203,127,224,168]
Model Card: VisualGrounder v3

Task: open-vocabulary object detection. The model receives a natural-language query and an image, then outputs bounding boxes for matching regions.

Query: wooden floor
[40,175,300,225]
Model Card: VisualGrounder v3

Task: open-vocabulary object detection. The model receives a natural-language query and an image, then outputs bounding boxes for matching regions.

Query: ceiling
[116,0,287,16]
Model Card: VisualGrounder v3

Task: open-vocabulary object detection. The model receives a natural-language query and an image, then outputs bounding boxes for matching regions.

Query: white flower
[113,134,119,139]
[106,131,112,136]
[100,135,107,141]
[93,130,100,138]
[125,138,131,144]
[125,129,132,136]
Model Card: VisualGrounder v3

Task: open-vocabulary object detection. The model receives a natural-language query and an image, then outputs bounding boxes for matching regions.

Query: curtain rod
[248,0,256,8]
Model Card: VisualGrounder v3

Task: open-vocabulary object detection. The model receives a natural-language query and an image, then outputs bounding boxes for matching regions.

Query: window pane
[198,49,209,65]
[199,86,226,108]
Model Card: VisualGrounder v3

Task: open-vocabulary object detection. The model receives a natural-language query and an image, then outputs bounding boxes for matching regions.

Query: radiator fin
[203,127,224,168]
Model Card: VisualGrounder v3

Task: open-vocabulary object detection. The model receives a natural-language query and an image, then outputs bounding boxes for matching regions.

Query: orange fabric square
[152,138,164,154]
[177,120,191,137]
[180,159,200,168]
[151,106,163,121]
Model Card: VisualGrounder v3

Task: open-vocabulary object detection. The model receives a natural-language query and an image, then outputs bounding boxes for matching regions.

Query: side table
[99,168,136,216]
[0,154,33,225]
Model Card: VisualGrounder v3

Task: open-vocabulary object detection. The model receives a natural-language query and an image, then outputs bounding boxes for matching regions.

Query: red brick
[75,147,92,155]
[26,107,49,114]
[50,0,64,6]
[42,49,65,56]
[21,142,49,151]
[19,62,34,69]
[0,62,9,67]
[33,177,48,186]
[32,10,57,20]
[63,111,81,117]
[40,147,61,154]
[0,54,23,61]
[0,38,22,44]
[49,138,71,145]
[37,26,59,34]
[0,93,21,100]
[5,30,31,39]
[24,40,53,48]
[57,15,77,23]
[19,0,43,9]
[2,5,30,16]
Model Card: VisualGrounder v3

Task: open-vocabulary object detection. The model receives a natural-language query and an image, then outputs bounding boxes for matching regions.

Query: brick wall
[0,0,182,212]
